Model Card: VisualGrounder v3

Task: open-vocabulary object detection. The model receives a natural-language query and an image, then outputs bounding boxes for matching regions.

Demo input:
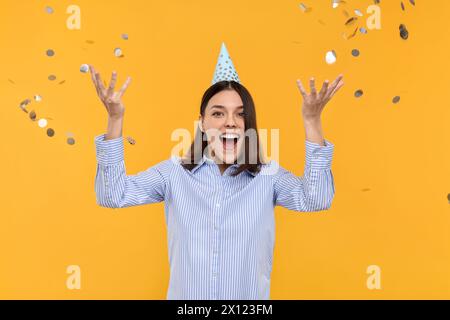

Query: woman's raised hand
[88,65,132,120]
[296,74,344,121]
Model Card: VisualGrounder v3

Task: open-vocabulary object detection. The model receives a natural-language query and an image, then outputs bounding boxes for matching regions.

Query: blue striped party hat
[212,42,241,85]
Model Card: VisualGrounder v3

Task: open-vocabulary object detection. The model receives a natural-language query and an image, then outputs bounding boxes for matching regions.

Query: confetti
[121,33,129,40]
[298,3,311,13]
[392,96,401,104]
[34,95,42,102]
[325,50,337,64]
[447,193,450,203]
[354,89,363,98]
[351,49,360,57]
[114,47,123,57]
[38,118,48,128]
[80,64,89,73]
[47,128,55,137]
[399,24,409,40]
[401,2,405,11]
[67,137,75,145]
[126,136,136,145]
[409,0,415,6]
[48,74,56,81]
[66,132,74,138]
[343,27,358,40]
[86,40,95,44]
[45,6,54,14]
[46,49,55,57]
[332,0,340,9]
[29,110,37,121]
[354,9,363,17]
[360,27,368,34]
[59,80,66,85]
[19,99,31,112]
[8,78,15,84]
[345,17,358,26]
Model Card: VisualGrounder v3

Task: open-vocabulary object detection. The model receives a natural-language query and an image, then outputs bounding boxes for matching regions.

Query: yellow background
[1,0,449,299]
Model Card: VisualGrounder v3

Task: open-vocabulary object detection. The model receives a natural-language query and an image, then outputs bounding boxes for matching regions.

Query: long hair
[180,80,266,177]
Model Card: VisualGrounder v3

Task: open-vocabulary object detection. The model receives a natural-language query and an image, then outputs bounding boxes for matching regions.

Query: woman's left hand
[296,74,344,122]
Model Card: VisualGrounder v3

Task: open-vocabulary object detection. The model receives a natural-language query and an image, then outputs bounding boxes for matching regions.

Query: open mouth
[219,133,240,151]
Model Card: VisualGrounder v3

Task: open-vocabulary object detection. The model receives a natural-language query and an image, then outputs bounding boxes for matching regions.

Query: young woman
[90,60,343,300]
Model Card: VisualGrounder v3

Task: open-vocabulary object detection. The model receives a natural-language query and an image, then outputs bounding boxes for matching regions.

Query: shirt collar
[190,153,258,176]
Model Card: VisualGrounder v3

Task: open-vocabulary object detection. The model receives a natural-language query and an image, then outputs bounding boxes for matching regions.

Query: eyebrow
[210,105,244,110]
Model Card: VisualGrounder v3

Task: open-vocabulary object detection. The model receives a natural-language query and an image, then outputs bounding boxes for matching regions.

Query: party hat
[212,42,241,85]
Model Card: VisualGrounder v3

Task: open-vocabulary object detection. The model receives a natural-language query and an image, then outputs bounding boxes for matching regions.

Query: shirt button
[216,203,220,208]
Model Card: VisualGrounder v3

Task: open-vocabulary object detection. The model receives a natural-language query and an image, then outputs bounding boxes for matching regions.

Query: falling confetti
[46,49,55,57]
[59,80,66,85]
[29,110,37,121]
[80,64,89,73]
[67,137,75,145]
[345,17,358,26]
[114,47,123,57]
[126,136,136,145]
[401,2,405,11]
[392,96,401,104]
[325,50,337,64]
[34,95,42,102]
[399,24,409,40]
[354,9,363,17]
[121,33,129,40]
[409,0,415,6]
[48,75,56,81]
[351,49,360,57]
[86,40,95,44]
[360,27,368,34]
[354,89,363,98]
[19,99,31,112]
[47,128,55,137]
[298,3,311,13]
[8,79,15,84]
[45,6,54,14]
[38,118,48,128]
[447,193,450,203]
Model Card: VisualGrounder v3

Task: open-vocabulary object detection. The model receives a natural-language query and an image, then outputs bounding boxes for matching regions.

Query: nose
[224,114,237,128]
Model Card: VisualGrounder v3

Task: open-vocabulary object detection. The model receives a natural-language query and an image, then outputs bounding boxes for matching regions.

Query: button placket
[210,179,222,299]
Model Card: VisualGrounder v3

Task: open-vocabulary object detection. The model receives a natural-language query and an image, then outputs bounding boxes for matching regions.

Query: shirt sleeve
[272,138,335,212]
[94,133,174,208]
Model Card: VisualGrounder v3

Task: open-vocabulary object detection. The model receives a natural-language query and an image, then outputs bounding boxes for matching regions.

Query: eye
[212,112,223,117]
[238,112,245,117]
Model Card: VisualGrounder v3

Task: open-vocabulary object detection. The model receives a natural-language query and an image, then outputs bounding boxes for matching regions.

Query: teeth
[220,133,240,139]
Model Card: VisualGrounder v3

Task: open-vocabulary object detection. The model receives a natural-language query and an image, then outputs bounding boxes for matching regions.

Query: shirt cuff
[305,138,334,170]
[94,133,124,166]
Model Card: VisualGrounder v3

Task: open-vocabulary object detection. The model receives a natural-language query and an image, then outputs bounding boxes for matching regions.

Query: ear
[198,115,204,132]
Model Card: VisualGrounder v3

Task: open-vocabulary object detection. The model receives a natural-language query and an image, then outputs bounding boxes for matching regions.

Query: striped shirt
[94,133,335,299]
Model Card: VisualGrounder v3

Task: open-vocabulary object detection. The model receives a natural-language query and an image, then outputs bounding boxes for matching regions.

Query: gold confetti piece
[19,99,31,112]
[47,128,55,137]
[318,19,326,26]
[126,136,136,145]
[342,9,349,18]
[59,80,66,85]
[86,40,95,44]
[409,0,415,6]
[34,95,42,102]
[48,74,56,81]
[8,79,15,84]
[447,193,450,203]
[345,16,358,26]
[114,48,123,57]
[392,96,401,104]
[29,110,37,121]
[298,3,311,13]
[400,24,409,40]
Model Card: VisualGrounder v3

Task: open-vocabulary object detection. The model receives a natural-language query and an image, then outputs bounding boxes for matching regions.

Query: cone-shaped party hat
[212,42,241,85]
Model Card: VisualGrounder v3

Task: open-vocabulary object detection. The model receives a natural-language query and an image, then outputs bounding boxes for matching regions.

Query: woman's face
[200,89,245,164]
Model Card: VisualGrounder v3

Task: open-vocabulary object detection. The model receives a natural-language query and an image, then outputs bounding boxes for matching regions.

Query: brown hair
[180,80,266,176]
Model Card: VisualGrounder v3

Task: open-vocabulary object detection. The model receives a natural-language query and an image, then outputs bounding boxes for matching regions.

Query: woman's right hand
[88,64,132,120]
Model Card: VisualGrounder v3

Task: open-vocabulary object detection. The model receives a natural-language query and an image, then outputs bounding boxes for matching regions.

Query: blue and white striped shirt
[94,133,335,300]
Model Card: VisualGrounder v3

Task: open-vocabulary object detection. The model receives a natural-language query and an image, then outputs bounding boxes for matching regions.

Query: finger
[118,76,132,97]
[326,79,345,100]
[296,79,307,98]
[309,77,317,96]
[107,71,117,97]
[88,65,101,96]
[94,70,106,93]
[318,79,329,98]
[327,73,344,95]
